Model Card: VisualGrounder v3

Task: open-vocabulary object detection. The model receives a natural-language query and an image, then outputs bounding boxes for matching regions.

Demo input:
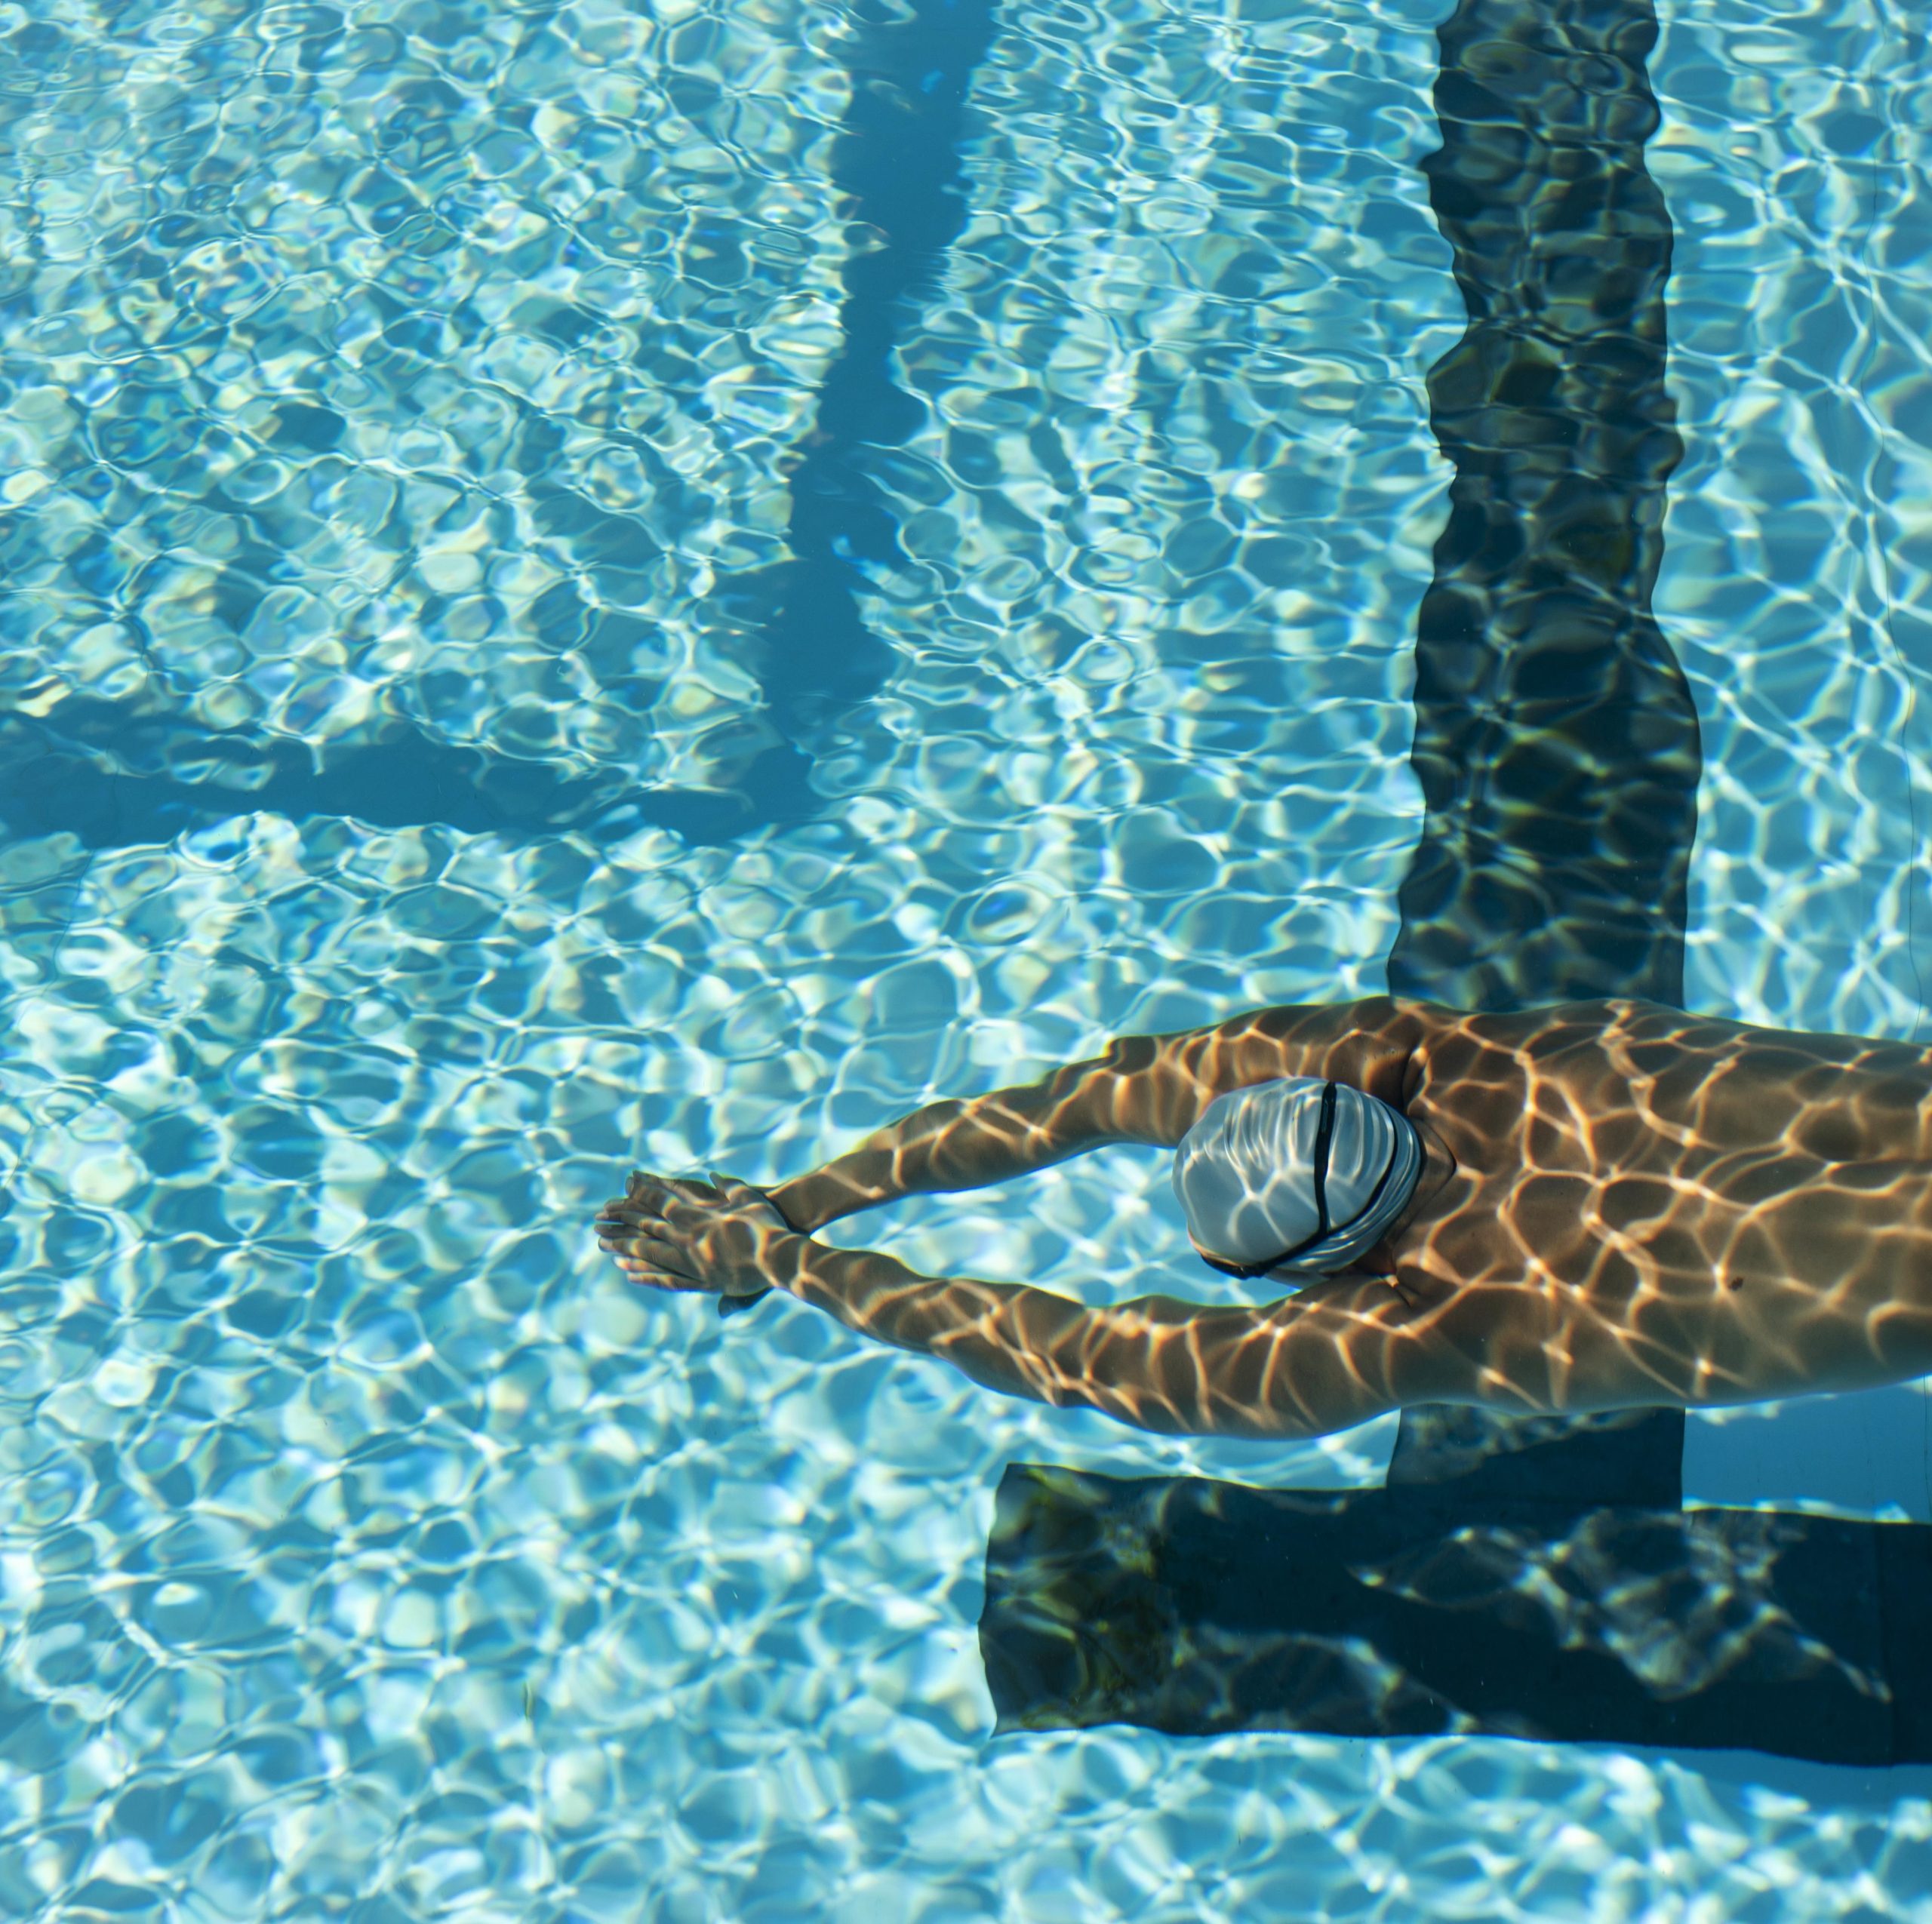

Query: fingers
[609,1179,663,1216]
[625,1169,714,1200]
[598,1230,695,1284]
[709,1173,781,1220]
[598,1169,777,1305]
[621,1265,711,1295]
[602,1174,728,1237]
[596,1194,685,1232]
[607,1243,707,1290]
[602,1180,719,1299]
[598,1224,682,1262]
[595,1204,652,1235]
[626,1171,720,1203]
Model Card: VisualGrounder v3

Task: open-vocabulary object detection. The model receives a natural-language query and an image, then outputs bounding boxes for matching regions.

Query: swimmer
[594,997,1932,1439]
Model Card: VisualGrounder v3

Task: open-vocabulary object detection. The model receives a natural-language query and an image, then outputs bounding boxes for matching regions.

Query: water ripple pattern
[1655,0,1932,1038]
[827,0,1460,1037]
[0,0,851,788]
[2,1,1932,1922]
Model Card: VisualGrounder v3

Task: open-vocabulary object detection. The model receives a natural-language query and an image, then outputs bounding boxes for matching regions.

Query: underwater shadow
[5,2,1001,858]
[983,1428,1932,1761]
[975,0,1932,1763]
[632,0,1001,844]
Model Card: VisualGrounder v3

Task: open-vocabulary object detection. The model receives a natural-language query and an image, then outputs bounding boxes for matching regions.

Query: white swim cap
[1171,1076,1423,1274]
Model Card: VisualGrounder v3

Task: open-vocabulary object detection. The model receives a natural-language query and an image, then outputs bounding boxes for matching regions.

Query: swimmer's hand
[595,1171,799,1315]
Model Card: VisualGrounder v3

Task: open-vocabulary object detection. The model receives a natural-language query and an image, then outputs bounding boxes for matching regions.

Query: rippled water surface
[3,0,1932,1916]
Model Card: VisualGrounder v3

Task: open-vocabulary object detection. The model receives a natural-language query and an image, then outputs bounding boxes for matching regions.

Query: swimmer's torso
[1385,999,1932,1409]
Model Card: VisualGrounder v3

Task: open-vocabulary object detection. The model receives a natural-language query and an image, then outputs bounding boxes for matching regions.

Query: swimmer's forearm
[774,1238,1211,1433]
[765,1235,1398,1440]
[767,1114,1090,1233]
[767,1053,1148,1232]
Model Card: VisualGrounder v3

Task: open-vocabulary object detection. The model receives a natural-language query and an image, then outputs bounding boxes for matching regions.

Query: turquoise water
[2,0,1931,1916]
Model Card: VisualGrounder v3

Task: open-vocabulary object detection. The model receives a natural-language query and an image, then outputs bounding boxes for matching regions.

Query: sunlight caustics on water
[2,0,1932,1916]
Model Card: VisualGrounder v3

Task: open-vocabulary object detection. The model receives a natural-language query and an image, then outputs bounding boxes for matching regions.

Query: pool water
[2,0,1931,1916]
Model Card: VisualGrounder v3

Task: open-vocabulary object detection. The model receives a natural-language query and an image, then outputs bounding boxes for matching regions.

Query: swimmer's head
[1172,1076,1422,1277]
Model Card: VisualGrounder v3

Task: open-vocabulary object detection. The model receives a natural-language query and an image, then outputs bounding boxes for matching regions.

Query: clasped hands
[595,1171,802,1314]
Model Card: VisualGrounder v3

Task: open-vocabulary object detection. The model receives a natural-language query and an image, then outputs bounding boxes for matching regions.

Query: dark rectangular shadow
[983,1462,1932,1763]
[635,0,1002,844]
[1386,0,1700,1012]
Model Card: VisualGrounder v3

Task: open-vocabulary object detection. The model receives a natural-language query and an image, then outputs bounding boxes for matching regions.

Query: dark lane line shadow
[632,0,1001,846]
[1385,0,1698,1551]
[5,1,1001,858]
[980,0,1932,1763]
[0,697,632,852]
[1387,0,1697,1013]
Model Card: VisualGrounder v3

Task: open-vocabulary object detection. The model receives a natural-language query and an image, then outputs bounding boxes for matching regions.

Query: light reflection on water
[1659,0,1932,1042]
[0,0,1930,1916]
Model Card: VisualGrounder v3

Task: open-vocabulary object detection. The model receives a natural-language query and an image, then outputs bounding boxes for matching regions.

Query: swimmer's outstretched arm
[768,995,1432,1233]
[596,1175,1478,1440]
[772,1243,1471,1439]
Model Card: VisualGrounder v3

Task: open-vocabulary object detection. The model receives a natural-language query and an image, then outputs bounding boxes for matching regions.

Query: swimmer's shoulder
[1193,996,1454,1105]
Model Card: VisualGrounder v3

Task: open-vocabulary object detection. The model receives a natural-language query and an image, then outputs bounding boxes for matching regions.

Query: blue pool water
[2,0,1932,1915]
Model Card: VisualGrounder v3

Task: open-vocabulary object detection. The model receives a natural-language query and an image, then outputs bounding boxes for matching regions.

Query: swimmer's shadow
[980,1409,1932,1763]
